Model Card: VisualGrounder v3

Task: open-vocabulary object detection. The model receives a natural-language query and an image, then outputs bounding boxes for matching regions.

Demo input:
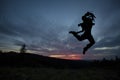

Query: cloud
[94,46,120,50]
[49,54,82,60]
[94,34,120,48]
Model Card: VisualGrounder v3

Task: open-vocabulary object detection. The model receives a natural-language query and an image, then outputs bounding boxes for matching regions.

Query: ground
[0,67,119,80]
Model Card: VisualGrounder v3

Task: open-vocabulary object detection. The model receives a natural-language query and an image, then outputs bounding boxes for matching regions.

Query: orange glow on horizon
[49,54,82,60]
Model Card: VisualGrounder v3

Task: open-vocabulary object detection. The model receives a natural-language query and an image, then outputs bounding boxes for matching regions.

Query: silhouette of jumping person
[69,12,96,54]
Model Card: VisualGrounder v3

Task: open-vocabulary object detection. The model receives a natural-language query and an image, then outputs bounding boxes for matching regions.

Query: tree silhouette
[20,44,26,53]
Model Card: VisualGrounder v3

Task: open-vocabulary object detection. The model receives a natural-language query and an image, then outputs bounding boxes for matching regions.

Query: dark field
[0,66,120,80]
[0,52,120,80]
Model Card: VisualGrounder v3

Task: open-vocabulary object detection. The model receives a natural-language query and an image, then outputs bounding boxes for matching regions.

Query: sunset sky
[0,0,120,60]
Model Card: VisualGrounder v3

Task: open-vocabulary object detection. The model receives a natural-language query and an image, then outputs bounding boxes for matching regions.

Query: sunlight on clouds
[94,46,120,50]
[96,37,104,42]
[46,47,57,51]
[49,54,82,60]
[0,45,20,52]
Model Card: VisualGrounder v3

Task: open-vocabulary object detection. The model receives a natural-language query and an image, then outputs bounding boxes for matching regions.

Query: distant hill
[0,52,91,68]
[0,52,120,68]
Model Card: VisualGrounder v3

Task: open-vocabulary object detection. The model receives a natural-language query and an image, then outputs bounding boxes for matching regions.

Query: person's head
[84,12,96,21]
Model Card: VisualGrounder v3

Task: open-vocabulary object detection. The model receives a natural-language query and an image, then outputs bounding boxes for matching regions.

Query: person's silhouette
[69,12,96,54]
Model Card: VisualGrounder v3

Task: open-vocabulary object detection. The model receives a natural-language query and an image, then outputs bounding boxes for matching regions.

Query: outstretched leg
[83,35,95,54]
[69,31,83,41]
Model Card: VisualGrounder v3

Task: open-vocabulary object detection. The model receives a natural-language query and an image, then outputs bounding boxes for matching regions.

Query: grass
[0,67,119,80]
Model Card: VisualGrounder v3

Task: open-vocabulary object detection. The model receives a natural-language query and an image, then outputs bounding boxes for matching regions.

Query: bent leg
[83,35,95,54]
[69,31,85,41]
